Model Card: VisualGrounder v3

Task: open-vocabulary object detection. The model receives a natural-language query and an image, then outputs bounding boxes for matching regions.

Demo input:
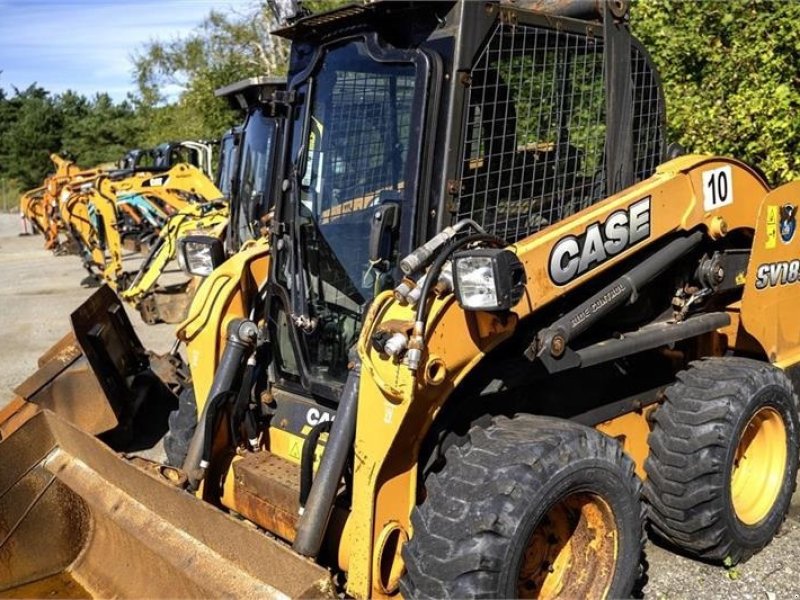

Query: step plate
[233,451,301,543]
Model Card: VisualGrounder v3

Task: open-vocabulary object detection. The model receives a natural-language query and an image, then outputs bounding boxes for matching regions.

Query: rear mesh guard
[456,22,664,243]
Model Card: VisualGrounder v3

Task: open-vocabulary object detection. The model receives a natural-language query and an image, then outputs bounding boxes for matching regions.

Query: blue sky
[0,0,254,102]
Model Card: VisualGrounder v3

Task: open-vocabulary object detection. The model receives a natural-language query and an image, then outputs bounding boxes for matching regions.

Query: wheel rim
[731,406,787,525]
[517,492,618,599]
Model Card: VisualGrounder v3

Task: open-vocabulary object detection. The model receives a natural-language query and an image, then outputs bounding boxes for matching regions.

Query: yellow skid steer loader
[3,2,800,599]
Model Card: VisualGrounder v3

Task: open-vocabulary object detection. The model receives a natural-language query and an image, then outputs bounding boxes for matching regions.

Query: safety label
[766,205,778,249]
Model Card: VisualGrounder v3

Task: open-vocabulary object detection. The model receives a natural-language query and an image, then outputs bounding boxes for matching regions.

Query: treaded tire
[164,386,197,467]
[644,357,800,564]
[400,415,644,599]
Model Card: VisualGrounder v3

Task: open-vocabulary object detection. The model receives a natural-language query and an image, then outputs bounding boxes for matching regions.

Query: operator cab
[267,0,666,400]
[215,126,242,200]
[215,77,286,253]
[153,140,215,178]
[119,148,156,170]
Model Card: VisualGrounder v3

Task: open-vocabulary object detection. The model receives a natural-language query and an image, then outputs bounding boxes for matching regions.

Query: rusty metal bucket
[0,410,334,598]
[1,285,175,444]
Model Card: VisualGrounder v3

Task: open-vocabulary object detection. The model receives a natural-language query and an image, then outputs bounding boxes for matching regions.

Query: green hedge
[634,0,800,184]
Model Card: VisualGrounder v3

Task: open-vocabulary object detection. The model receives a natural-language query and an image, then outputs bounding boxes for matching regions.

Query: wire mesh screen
[316,70,415,223]
[456,23,664,243]
[631,43,665,183]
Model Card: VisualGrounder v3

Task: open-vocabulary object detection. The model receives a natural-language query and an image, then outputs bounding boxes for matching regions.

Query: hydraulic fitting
[406,273,429,306]
[384,332,409,357]
[292,314,317,332]
[433,261,454,297]
[393,277,417,303]
[400,227,456,275]
[405,322,426,372]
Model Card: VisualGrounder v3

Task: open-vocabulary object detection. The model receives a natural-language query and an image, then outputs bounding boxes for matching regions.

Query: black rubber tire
[164,386,198,467]
[644,357,800,564]
[401,415,644,599]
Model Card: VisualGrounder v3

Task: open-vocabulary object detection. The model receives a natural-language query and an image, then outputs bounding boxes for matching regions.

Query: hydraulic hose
[299,420,333,510]
[413,233,505,326]
[182,319,258,491]
[399,218,486,276]
[293,354,360,558]
[125,235,165,290]
[406,233,505,371]
[231,357,257,447]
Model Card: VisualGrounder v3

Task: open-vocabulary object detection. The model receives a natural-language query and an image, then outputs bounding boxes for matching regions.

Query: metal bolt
[550,335,566,358]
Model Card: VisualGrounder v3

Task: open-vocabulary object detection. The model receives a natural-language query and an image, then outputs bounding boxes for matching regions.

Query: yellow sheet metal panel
[347,156,771,597]
[741,181,800,365]
[178,240,270,414]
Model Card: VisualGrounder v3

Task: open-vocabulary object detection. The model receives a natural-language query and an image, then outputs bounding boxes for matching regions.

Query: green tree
[132,5,284,142]
[0,84,144,190]
[0,85,64,188]
[633,0,800,184]
[61,93,140,166]
[131,0,349,143]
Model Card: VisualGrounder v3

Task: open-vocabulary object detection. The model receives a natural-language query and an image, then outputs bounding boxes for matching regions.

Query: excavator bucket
[0,410,335,598]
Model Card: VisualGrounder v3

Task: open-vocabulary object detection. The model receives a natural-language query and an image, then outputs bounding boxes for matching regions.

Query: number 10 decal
[702,165,733,211]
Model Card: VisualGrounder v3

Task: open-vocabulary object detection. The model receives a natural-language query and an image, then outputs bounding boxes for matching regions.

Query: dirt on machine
[4,1,800,599]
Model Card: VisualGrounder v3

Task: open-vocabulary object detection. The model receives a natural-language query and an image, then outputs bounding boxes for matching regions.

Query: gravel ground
[1,212,799,598]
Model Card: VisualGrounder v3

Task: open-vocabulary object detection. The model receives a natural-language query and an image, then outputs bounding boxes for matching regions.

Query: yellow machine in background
[22,142,219,257]
[4,2,800,599]
[18,185,47,235]
[121,201,229,324]
[60,163,221,279]
[20,154,104,253]
[59,163,226,323]
[41,155,82,251]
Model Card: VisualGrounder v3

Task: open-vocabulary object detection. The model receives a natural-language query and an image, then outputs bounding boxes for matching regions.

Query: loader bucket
[1,285,175,444]
[4,334,118,439]
[0,410,335,598]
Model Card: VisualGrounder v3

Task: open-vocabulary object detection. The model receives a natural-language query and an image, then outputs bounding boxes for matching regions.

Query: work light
[177,235,225,277]
[452,248,526,311]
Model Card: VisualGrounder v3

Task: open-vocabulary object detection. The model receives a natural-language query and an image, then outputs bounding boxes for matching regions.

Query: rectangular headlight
[178,235,225,277]
[453,248,526,311]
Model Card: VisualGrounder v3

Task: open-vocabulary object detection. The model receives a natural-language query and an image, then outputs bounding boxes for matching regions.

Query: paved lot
[0,213,174,408]
[1,213,799,597]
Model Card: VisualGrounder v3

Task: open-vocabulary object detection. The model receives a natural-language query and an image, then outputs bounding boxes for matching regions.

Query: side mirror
[177,235,225,277]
